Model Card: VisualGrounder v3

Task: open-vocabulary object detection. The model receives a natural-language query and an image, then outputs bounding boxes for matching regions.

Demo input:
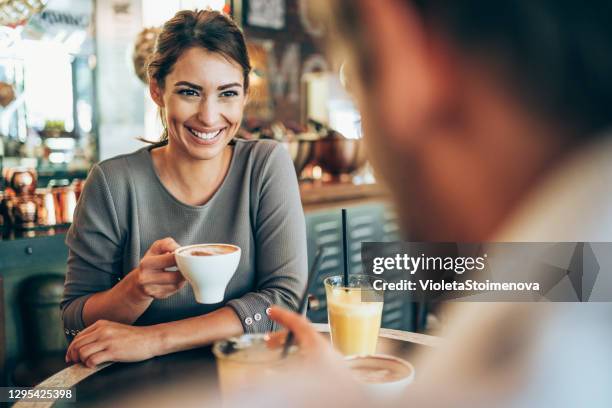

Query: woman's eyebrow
[174,81,202,90]
[218,82,242,90]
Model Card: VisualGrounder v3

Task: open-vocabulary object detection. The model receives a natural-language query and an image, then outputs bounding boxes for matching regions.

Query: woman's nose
[196,99,219,125]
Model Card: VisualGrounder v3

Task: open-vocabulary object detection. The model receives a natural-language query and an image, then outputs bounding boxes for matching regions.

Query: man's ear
[149,79,165,107]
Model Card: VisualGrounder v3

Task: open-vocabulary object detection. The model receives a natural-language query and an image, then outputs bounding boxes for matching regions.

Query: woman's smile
[185,125,227,145]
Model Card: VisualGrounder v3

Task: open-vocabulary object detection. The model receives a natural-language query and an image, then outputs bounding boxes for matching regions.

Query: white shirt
[236,137,612,408]
[414,136,612,408]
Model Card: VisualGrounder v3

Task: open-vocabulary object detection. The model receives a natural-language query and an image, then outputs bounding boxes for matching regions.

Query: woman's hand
[65,320,162,367]
[128,237,186,301]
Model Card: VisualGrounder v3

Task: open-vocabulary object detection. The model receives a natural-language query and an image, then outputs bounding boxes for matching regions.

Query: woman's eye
[178,89,199,97]
[220,90,239,98]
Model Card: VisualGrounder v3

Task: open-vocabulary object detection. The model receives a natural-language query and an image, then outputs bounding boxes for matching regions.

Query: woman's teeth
[188,127,222,140]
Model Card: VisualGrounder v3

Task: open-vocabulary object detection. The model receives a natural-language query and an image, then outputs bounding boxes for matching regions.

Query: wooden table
[14,327,443,408]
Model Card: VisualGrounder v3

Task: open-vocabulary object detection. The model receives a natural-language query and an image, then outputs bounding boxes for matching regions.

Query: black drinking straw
[282,247,324,358]
[342,208,349,287]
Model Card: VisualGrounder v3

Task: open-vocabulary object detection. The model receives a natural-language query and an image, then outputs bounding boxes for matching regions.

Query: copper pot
[7,167,37,196]
[71,179,85,201]
[313,133,367,177]
[35,188,57,226]
[280,133,318,177]
[53,186,77,224]
[12,196,37,229]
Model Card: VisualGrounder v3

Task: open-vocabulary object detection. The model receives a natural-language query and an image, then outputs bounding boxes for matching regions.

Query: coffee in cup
[174,243,241,304]
[185,244,238,256]
[344,354,414,400]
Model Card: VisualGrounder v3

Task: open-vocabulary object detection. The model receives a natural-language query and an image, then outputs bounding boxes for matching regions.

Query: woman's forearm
[154,307,244,355]
[82,268,153,326]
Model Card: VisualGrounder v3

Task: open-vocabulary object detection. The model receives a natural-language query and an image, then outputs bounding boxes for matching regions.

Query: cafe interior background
[0,0,421,387]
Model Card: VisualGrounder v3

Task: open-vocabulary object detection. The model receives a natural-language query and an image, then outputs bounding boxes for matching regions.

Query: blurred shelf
[0,226,70,243]
[300,182,390,212]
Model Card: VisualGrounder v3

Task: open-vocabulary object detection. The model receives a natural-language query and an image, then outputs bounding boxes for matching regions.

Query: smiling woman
[60,10,308,368]
[152,48,245,161]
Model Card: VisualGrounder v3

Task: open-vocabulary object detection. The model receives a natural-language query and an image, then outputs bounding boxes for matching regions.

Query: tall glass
[213,334,297,401]
[324,275,384,356]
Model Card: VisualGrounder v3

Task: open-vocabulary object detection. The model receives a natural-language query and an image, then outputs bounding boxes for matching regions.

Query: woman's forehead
[168,47,243,87]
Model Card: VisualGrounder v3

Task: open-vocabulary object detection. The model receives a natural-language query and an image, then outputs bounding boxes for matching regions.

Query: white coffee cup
[174,243,241,304]
[344,354,415,401]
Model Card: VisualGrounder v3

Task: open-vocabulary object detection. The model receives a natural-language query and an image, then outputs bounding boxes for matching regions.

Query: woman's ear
[149,79,165,107]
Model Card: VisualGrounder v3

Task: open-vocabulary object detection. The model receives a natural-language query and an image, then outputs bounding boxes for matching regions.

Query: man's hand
[267,306,338,361]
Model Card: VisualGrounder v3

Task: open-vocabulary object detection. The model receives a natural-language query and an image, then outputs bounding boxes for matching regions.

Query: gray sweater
[61,139,308,336]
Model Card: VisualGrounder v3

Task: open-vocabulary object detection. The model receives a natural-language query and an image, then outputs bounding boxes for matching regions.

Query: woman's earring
[339,61,349,89]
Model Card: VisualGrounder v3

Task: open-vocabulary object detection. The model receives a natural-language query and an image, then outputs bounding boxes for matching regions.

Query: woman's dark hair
[147,9,251,141]
[335,0,612,138]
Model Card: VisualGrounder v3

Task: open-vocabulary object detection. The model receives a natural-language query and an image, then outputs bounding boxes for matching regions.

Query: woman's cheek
[173,99,199,118]
[223,102,245,125]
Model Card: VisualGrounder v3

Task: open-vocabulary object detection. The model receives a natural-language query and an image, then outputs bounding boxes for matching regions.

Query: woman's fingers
[84,350,113,368]
[77,341,108,364]
[140,270,184,286]
[137,277,185,299]
[65,322,158,367]
[138,252,184,285]
[133,238,186,299]
[145,283,186,298]
[141,252,177,270]
[159,271,185,285]
[148,238,180,255]
[66,329,100,363]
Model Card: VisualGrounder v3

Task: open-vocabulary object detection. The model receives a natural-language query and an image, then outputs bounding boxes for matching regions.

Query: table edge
[17,327,442,406]
[312,323,444,348]
[13,363,111,408]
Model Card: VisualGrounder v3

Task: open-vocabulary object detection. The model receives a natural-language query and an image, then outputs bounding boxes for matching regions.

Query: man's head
[323,1,612,240]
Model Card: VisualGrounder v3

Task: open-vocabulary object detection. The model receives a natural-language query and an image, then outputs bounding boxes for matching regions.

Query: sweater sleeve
[226,144,308,333]
[61,164,124,335]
